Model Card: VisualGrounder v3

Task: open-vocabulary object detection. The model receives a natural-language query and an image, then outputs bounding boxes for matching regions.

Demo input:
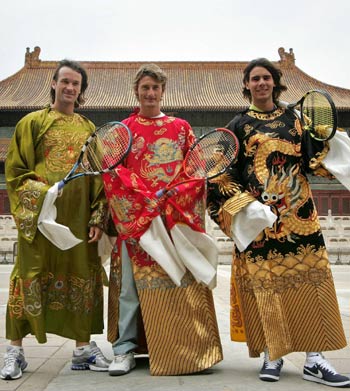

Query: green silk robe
[5,107,107,343]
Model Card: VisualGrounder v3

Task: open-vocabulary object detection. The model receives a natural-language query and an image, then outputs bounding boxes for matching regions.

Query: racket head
[184,128,239,180]
[300,89,337,141]
[80,121,132,173]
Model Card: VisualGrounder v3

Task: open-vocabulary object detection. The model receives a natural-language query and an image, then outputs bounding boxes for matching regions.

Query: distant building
[1,46,350,215]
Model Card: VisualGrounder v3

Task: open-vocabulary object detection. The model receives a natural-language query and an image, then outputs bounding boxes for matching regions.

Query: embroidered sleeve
[207,114,255,236]
[88,175,108,229]
[5,113,50,242]
[301,129,332,178]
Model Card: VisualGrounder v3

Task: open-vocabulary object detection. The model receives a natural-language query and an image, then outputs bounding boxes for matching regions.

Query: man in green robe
[1,59,110,381]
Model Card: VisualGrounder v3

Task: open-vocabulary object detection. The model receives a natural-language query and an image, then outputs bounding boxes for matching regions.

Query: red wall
[0,190,10,214]
[312,190,350,216]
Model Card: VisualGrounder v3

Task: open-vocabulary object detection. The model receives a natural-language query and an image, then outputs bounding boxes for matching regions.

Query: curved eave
[0,61,349,112]
[279,64,350,110]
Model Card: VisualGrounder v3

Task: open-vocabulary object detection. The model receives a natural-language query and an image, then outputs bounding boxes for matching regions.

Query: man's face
[51,66,82,108]
[245,66,275,106]
[135,76,164,112]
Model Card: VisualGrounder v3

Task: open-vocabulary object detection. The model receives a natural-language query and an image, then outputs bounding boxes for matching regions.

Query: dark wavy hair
[242,58,287,103]
[50,59,88,108]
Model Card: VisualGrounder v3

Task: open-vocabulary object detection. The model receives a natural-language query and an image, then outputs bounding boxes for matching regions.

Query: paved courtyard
[0,264,349,391]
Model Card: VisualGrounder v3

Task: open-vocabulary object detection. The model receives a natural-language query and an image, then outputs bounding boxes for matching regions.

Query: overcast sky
[1,0,349,89]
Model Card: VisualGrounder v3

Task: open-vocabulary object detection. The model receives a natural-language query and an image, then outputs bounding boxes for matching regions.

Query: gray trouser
[112,241,140,355]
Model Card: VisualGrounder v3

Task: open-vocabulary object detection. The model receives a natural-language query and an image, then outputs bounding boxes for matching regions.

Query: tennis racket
[156,128,239,198]
[58,121,132,190]
[287,89,337,141]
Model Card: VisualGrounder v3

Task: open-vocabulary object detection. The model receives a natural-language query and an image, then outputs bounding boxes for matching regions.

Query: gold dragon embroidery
[247,131,320,242]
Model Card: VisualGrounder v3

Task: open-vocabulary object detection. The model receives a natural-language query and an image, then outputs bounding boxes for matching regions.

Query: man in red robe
[103,63,223,376]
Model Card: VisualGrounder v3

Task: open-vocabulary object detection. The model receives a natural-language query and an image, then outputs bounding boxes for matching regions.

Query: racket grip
[58,180,65,191]
[155,187,179,198]
[155,188,165,198]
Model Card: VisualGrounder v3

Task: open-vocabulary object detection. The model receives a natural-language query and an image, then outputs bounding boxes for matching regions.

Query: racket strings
[82,124,131,172]
[185,131,238,179]
[302,92,336,139]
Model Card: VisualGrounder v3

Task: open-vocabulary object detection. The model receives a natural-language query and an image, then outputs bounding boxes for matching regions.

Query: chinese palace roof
[1,46,349,112]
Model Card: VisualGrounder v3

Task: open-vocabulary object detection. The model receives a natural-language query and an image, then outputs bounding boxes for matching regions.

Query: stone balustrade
[206,213,350,265]
[0,215,17,264]
[2,213,350,266]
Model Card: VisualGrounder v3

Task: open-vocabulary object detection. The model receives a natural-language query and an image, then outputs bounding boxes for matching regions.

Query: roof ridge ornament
[278,47,295,66]
[25,46,41,68]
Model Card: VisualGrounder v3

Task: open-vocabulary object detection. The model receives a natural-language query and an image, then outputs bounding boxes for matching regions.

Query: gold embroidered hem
[232,246,347,360]
[6,264,104,343]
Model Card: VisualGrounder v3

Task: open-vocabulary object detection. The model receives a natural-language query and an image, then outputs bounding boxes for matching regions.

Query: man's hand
[88,226,103,243]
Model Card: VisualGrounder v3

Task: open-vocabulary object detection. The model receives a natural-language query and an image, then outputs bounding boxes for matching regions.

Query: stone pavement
[0,264,349,391]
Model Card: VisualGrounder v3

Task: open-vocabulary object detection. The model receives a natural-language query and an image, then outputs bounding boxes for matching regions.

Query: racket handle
[58,180,65,191]
[155,188,165,198]
[155,187,179,198]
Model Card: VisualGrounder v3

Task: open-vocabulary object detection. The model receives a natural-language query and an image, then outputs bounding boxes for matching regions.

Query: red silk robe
[103,111,223,375]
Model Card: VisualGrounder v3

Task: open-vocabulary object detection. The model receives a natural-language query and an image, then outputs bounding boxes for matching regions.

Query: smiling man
[1,59,110,381]
[103,63,223,377]
[207,57,350,388]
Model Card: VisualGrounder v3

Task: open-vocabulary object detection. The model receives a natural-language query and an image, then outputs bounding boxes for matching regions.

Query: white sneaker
[0,346,28,380]
[71,341,111,371]
[303,353,350,388]
[109,352,136,376]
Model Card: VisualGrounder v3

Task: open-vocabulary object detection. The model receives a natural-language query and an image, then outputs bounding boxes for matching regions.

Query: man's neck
[51,103,75,115]
[138,107,162,118]
[251,99,275,112]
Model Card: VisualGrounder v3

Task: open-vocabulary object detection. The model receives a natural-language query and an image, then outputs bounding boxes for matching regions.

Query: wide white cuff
[38,183,83,250]
[170,224,218,289]
[231,200,277,252]
[139,215,186,286]
[323,130,350,191]
[98,233,116,266]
